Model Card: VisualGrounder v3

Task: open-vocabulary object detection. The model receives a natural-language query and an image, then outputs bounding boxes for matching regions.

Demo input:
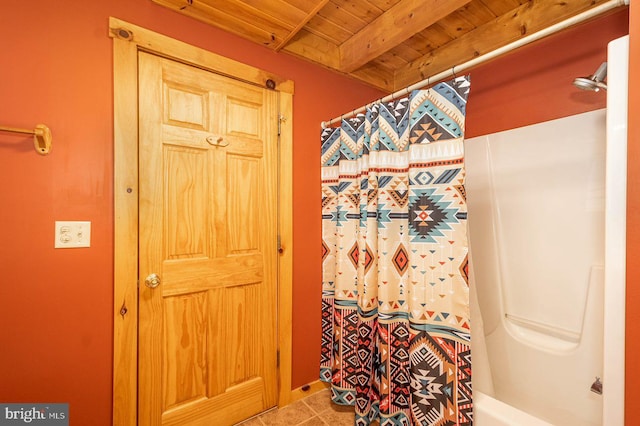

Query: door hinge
[278,115,287,136]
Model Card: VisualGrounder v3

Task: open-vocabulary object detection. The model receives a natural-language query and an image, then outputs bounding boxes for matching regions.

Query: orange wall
[466,9,628,137]
[0,1,383,424]
[0,1,634,425]
[626,0,640,422]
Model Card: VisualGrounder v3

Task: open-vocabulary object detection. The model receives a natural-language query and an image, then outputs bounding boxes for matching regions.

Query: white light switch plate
[55,221,91,248]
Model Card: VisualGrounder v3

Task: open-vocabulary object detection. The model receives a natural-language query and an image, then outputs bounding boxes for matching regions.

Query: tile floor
[237,388,379,426]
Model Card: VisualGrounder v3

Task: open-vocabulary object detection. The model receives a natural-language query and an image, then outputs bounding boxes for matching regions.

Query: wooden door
[137,51,279,426]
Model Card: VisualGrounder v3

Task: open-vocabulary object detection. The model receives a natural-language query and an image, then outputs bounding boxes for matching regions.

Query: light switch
[55,221,91,248]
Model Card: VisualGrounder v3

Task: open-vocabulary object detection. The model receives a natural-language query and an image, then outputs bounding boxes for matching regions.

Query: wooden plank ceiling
[152,0,619,92]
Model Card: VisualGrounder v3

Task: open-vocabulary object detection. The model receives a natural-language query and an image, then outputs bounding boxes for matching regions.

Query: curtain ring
[452,65,457,79]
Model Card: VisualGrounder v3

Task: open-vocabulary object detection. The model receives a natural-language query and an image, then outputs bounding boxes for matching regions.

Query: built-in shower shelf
[505,313,581,343]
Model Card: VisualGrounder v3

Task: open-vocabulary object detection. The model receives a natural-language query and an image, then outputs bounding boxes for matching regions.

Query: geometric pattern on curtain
[320,76,472,426]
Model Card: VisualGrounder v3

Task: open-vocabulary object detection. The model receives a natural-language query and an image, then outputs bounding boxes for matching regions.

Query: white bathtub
[474,392,552,426]
[466,107,606,425]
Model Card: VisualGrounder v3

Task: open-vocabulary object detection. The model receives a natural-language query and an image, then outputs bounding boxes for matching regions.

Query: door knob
[145,273,161,289]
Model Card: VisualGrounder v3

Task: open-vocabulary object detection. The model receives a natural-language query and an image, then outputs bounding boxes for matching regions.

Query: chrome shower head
[573,62,608,92]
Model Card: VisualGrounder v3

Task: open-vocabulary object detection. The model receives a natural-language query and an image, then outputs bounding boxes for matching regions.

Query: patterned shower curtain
[320,76,472,426]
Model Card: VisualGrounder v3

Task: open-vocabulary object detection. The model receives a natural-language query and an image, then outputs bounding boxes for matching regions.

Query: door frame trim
[110,17,294,425]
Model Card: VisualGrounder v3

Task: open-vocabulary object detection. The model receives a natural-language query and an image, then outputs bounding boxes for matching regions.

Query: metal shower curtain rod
[321,0,630,129]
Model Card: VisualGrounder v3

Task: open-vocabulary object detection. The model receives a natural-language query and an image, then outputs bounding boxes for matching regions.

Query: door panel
[138,51,278,426]
[227,155,261,253]
[164,145,207,259]
[163,291,208,409]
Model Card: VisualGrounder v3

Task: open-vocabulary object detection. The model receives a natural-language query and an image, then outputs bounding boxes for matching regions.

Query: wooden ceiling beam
[152,0,291,47]
[393,0,613,89]
[282,29,342,70]
[275,0,331,51]
[338,0,472,73]
[283,29,394,91]
[350,63,396,92]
